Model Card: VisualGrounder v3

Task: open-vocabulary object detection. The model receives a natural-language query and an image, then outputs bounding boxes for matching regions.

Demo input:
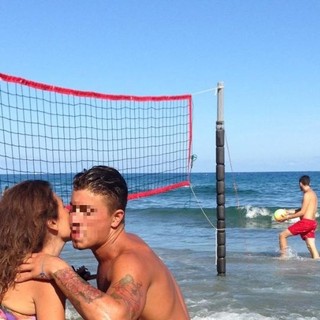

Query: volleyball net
[0,73,192,201]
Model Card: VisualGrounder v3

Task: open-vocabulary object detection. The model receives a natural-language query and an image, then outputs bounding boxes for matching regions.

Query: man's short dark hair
[299,175,310,186]
[73,166,128,212]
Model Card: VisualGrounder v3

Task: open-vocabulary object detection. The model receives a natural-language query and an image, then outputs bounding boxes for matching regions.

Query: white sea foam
[192,312,277,320]
[242,205,270,218]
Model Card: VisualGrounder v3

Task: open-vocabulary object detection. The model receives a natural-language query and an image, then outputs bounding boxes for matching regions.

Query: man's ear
[111,209,125,228]
[47,219,58,232]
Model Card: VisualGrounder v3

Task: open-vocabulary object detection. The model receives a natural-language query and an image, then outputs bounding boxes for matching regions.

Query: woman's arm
[33,280,66,320]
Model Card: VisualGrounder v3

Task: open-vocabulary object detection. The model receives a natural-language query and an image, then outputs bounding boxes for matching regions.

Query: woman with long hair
[0,180,70,319]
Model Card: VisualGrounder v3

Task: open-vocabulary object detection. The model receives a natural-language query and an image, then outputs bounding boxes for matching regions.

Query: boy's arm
[287,192,311,220]
[285,208,302,220]
[34,280,66,320]
[17,253,147,320]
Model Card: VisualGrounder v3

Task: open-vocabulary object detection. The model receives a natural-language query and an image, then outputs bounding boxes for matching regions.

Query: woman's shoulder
[1,280,58,318]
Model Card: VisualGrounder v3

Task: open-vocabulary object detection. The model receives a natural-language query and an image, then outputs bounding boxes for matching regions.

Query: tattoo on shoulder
[110,274,143,316]
[54,268,103,303]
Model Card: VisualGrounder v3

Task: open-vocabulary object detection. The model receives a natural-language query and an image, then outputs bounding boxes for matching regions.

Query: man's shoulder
[112,237,157,272]
[308,188,318,198]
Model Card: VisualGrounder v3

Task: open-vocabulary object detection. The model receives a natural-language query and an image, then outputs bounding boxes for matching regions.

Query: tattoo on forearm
[53,269,143,317]
[110,274,142,317]
[53,268,103,303]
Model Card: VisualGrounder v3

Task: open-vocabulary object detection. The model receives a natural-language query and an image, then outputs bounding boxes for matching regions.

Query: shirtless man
[279,175,319,259]
[18,166,190,320]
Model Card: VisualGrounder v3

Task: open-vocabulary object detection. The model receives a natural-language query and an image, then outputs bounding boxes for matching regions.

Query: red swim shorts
[288,219,318,240]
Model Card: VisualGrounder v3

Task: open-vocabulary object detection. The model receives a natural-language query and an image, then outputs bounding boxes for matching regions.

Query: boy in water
[279,175,319,259]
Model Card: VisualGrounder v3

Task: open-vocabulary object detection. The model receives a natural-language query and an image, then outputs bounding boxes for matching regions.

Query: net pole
[216,82,226,276]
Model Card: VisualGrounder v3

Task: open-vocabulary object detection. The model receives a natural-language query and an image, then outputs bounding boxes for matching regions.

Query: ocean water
[22,172,320,319]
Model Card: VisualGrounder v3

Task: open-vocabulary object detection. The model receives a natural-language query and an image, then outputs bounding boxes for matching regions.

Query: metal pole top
[216,82,224,127]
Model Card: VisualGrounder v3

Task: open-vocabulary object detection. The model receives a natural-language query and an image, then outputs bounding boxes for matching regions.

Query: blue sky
[1,0,319,172]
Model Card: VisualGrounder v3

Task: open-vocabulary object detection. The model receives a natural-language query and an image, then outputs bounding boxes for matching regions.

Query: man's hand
[277,215,289,222]
[16,253,69,282]
[275,210,290,222]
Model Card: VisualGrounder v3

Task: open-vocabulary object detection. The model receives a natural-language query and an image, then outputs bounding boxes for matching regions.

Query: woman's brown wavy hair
[0,180,58,296]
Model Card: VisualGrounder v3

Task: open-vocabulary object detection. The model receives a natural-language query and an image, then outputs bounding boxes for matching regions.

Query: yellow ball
[274,209,286,221]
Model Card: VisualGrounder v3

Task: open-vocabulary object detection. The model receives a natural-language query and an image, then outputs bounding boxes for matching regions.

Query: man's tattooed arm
[53,268,103,304]
[53,268,144,320]
[109,274,143,319]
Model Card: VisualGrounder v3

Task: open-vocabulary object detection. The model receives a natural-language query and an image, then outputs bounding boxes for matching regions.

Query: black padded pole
[216,82,226,276]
